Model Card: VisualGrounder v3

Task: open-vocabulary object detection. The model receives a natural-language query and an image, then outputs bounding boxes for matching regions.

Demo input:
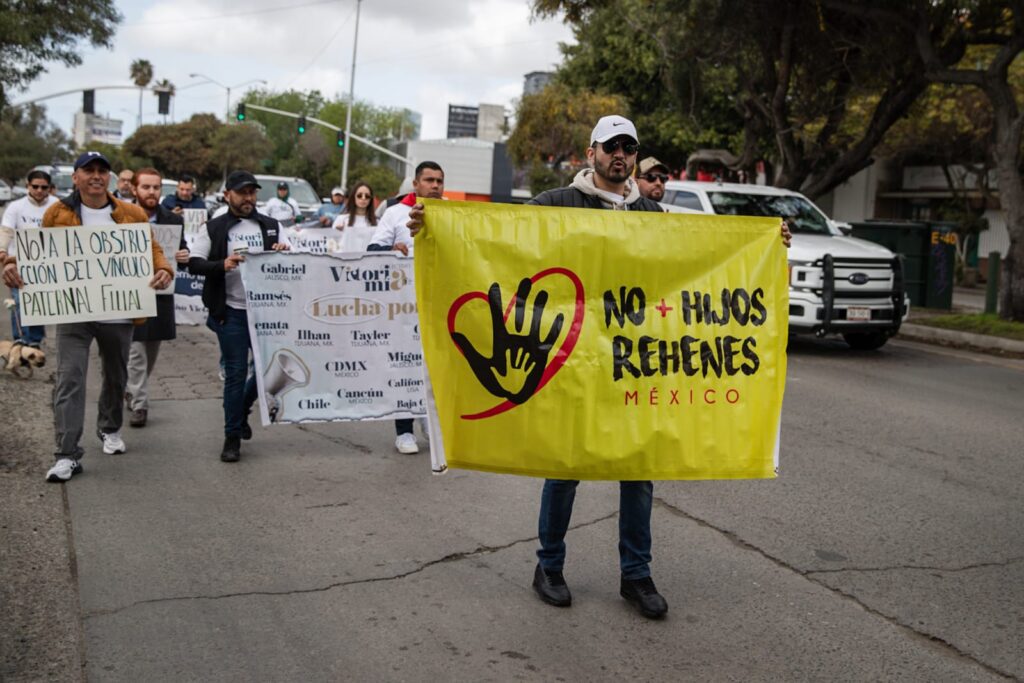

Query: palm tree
[129,59,153,128]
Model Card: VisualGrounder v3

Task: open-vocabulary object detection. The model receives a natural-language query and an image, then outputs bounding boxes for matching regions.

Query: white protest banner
[239,251,425,426]
[174,231,207,325]
[152,224,182,296]
[181,209,207,237]
[16,224,157,325]
[281,226,343,254]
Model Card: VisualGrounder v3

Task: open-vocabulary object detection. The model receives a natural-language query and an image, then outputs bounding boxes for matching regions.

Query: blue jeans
[537,479,654,580]
[207,308,257,437]
[10,288,45,347]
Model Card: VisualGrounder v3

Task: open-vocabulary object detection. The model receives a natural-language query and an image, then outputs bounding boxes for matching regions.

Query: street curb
[898,322,1024,354]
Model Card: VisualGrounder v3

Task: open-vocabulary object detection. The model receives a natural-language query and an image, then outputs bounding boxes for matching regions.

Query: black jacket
[528,186,664,212]
[188,210,282,322]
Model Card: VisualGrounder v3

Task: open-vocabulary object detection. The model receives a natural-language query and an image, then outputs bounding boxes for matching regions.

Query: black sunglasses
[598,138,639,155]
[641,173,668,183]
[29,184,50,190]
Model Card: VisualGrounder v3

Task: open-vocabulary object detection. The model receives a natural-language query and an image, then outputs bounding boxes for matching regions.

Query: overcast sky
[16,0,573,141]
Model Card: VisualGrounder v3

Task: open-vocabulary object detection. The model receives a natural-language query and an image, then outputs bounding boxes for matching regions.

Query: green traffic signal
[236,103,246,121]
[337,130,345,148]
[298,115,307,135]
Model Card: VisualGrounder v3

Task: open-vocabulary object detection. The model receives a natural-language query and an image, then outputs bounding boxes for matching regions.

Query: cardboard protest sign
[239,251,424,426]
[16,224,157,325]
[415,200,788,481]
[152,224,183,296]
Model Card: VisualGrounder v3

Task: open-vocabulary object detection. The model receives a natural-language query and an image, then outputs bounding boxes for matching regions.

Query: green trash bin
[924,222,956,310]
[850,221,930,307]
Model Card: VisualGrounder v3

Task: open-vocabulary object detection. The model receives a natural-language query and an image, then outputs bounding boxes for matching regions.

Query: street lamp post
[188,74,267,123]
[341,0,362,190]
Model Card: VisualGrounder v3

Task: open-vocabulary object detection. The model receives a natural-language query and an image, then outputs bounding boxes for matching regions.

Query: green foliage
[0,104,71,183]
[129,59,153,88]
[123,114,223,191]
[84,141,150,175]
[508,81,628,168]
[915,313,1024,342]
[209,123,274,178]
[526,161,569,196]
[240,89,418,196]
[0,0,121,107]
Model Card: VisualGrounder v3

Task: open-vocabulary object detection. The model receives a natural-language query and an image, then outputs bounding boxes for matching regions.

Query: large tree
[0,0,120,108]
[534,0,968,197]
[122,113,222,190]
[0,103,70,183]
[824,0,1024,321]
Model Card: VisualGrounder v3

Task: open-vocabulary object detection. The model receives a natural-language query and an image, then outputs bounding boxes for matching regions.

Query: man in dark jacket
[407,115,790,620]
[160,174,206,214]
[125,167,190,427]
[188,170,289,463]
[527,115,668,618]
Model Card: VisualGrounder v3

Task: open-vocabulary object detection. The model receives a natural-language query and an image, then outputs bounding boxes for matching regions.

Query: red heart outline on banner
[446,267,585,420]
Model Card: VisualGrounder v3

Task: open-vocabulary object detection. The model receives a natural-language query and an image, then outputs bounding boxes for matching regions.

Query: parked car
[216,175,322,222]
[31,164,75,198]
[661,180,910,350]
[0,179,11,204]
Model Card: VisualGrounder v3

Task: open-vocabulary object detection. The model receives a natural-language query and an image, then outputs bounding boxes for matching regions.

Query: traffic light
[297,115,306,135]
[157,91,170,116]
[236,103,246,121]
[336,130,346,148]
[83,90,95,115]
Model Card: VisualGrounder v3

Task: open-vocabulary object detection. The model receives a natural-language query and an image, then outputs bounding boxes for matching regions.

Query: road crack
[82,511,617,620]
[806,557,1024,575]
[653,497,1017,681]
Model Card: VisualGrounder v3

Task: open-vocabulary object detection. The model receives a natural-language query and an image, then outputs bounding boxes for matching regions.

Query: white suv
[662,180,910,350]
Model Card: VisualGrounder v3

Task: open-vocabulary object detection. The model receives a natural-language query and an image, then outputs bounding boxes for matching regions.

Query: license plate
[847,306,871,322]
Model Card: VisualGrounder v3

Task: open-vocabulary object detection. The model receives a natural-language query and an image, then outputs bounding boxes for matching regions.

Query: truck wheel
[842,331,889,350]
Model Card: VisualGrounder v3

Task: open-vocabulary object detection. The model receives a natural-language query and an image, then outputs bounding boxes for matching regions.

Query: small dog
[0,340,46,379]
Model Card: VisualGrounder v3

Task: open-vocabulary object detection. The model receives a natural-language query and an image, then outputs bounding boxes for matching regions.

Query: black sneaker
[532,564,572,607]
[620,576,668,619]
[220,436,241,463]
[241,422,252,440]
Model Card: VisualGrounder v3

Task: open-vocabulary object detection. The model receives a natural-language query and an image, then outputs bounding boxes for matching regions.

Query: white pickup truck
[661,180,910,350]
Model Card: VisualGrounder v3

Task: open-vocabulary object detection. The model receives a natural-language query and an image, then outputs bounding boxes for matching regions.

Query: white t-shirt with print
[331,213,377,253]
[190,218,268,311]
[0,195,58,257]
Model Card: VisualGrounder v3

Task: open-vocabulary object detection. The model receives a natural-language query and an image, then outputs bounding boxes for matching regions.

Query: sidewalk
[898,286,1024,355]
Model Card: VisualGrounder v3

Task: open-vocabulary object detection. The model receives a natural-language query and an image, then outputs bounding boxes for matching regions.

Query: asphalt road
[7,327,1024,682]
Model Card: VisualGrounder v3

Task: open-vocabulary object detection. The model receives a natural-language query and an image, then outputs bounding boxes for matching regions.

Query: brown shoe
[129,408,147,428]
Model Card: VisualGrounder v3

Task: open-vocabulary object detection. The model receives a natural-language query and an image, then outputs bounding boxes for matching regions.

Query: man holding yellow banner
[410,115,791,620]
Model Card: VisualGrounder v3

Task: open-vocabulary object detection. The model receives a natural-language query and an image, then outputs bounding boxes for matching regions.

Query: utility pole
[341,0,362,191]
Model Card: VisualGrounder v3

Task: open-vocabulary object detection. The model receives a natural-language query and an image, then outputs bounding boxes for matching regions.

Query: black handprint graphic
[452,278,565,404]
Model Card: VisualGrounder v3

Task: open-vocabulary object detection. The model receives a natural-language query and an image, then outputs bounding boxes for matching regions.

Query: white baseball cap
[331,187,345,196]
[591,115,638,145]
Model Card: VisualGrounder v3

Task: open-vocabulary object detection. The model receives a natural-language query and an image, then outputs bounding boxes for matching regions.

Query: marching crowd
[1,114,791,620]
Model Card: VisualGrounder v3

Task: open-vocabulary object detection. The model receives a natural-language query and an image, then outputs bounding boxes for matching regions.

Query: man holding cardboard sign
[2,151,173,483]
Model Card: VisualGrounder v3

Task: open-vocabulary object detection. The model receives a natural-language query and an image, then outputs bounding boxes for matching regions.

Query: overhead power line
[121,0,342,28]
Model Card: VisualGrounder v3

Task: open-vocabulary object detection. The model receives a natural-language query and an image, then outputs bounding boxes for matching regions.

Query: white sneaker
[101,431,126,454]
[46,458,83,483]
[395,433,419,454]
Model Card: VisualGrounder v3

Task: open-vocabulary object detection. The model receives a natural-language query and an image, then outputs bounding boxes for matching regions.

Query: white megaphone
[262,349,310,422]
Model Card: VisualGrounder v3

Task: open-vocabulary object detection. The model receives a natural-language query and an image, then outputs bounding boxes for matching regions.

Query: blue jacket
[160,192,206,211]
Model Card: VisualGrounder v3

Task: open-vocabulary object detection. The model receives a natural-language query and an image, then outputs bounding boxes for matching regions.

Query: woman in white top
[331,181,378,252]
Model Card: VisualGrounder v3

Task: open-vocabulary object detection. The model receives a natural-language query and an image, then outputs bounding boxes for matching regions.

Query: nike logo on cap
[612,122,624,126]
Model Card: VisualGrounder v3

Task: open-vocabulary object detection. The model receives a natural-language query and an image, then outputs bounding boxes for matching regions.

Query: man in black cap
[636,157,670,203]
[264,181,301,226]
[188,170,290,462]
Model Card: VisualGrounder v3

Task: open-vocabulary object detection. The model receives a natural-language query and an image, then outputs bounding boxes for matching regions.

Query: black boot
[532,564,572,607]
[220,436,241,462]
[620,576,668,619]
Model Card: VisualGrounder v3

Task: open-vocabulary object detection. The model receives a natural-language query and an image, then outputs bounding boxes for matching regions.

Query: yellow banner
[415,200,788,480]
